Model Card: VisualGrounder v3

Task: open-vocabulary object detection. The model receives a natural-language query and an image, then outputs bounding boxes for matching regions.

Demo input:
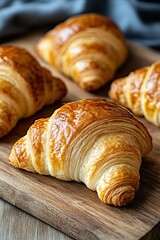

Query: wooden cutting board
[0,32,160,240]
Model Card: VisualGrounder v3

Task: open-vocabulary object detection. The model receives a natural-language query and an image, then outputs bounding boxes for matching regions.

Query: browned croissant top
[0,46,50,110]
[37,14,128,91]
[46,13,126,53]
[0,45,66,137]
[109,60,160,126]
[47,99,152,162]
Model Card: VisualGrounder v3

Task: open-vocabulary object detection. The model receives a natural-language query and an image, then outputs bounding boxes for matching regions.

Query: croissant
[0,45,66,138]
[9,98,152,206]
[108,60,160,127]
[36,13,128,91]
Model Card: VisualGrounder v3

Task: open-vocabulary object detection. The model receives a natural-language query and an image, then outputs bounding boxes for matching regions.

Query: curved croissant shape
[36,13,128,91]
[9,98,152,206]
[109,60,160,127]
[0,45,66,138]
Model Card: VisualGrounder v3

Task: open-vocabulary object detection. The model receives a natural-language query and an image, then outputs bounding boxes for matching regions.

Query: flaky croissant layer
[109,60,160,127]
[36,13,128,91]
[0,45,66,137]
[9,99,152,206]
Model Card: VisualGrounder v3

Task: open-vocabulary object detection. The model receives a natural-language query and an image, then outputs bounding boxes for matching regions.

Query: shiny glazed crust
[0,45,66,137]
[109,60,160,127]
[9,98,152,206]
[36,13,128,91]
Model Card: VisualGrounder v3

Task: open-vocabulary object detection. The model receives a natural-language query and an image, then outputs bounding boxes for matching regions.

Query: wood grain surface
[0,31,160,240]
[0,199,73,240]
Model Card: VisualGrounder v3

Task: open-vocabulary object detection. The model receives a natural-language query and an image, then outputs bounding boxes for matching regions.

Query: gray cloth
[0,0,160,48]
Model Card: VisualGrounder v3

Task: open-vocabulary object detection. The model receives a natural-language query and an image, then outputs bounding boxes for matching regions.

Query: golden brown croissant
[108,60,160,127]
[36,13,128,91]
[0,45,66,138]
[9,98,152,206]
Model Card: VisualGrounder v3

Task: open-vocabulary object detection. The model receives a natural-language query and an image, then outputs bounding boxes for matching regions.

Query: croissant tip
[108,186,136,207]
[9,137,27,170]
[9,150,18,168]
[0,125,8,138]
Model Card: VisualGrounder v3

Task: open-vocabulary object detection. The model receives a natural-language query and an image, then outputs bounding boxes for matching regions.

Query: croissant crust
[109,60,160,127]
[0,45,66,137]
[9,98,152,206]
[36,14,128,91]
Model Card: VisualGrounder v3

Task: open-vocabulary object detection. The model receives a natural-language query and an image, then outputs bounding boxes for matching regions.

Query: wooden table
[0,199,73,240]
[0,31,160,240]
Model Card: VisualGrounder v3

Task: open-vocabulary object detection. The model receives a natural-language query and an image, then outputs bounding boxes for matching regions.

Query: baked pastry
[36,13,128,91]
[0,45,66,138]
[108,60,160,127]
[9,98,152,206]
